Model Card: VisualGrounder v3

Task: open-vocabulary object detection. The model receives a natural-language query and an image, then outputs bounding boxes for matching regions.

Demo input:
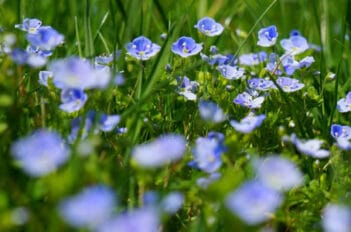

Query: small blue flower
[176,76,199,101]
[95,51,121,68]
[49,57,111,90]
[190,132,226,173]
[99,114,121,132]
[97,208,159,232]
[15,18,42,33]
[38,71,53,87]
[59,185,115,229]
[201,53,237,66]
[299,56,315,68]
[247,78,276,91]
[322,204,351,232]
[331,124,351,150]
[196,172,221,189]
[233,92,265,109]
[126,36,160,60]
[11,130,70,177]
[257,25,278,47]
[59,89,87,113]
[265,53,282,75]
[194,17,224,37]
[281,55,300,75]
[230,113,266,133]
[290,134,330,158]
[11,48,29,65]
[254,156,303,191]
[198,100,226,123]
[276,77,304,92]
[280,35,309,55]
[337,92,351,113]
[171,36,202,57]
[217,65,245,80]
[239,53,260,66]
[226,181,282,225]
[26,26,64,51]
[132,134,186,168]
[68,111,96,143]
[161,192,184,214]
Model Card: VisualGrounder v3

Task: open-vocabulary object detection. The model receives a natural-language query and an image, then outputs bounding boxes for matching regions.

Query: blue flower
[337,92,351,113]
[239,53,261,66]
[68,111,96,143]
[194,17,224,36]
[126,36,160,60]
[233,92,265,109]
[290,134,330,158]
[276,77,304,92]
[59,185,115,229]
[97,208,159,232]
[322,204,351,232]
[95,51,121,68]
[198,100,226,123]
[132,134,186,168]
[190,132,226,173]
[331,124,351,150]
[38,70,53,87]
[49,57,111,90]
[280,35,309,55]
[11,130,70,177]
[59,89,88,113]
[217,65,245,80]
[161,192,184,214]
[226,181,282,225]
[99,114,121,132]
[299,56,315,68]
[281,55,300,75]
[254,156,303,191]
[247,78,276,91]
[26,26,64,51]
[201,53,237,66]
[171,36,202,57]
[11,48,29,65]
[176,76,199,101]
[196,172,221,189]
[15,18,42,33]
[230,113,266,133]
[257,25,278,47]
[265,53,282,75]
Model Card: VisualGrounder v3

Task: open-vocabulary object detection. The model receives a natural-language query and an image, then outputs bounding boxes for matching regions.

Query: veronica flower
[68,111,96,143]
[126,36,160,60]
[281,55,300,75]
[198,100,226,123]
[196,172,221,189]
[11,48,29,65]
[247,78,276,91]
[265,53,282,75]
[239,53,260,66]
[233,92,265,109]
[15,18,42,33]
[160,192,184,214]
[132,134,186,168]
[194,17,224,36]
[11,130,70,177]
[290,134,330,158]
[190,132,226,173]
[276,77,304,92]
[226,181,282,225]
[97,208,159,232]
[59,89,87,113]
[26,26,64,51]
[331,124,351,150]
[254,156,303,191]
[322,204,351,232]
[176,76,199,101]
[230,113,266,133]
[49,56,111,90]
[95,51,121,68]
[299,56,315,68]
[280,35,309,55]
[217,65,245,80]
[38,70,53,87]
[257,25,278,47]
[99,114,121,132]
[337,92,351,113]
[171,36,202,57]
[59,185,115,229]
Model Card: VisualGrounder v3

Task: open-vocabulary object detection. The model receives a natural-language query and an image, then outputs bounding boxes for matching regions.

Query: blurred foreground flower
[11,130,70,177]
[59,185,115,229]
[289,134,330,158]
[198,100,226,123]
[194,17,224,36]
[322,204,351,232]
[132,134,186,168]
[126,36,160,60]
[230,113,265,133]
[226,181,282,225]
